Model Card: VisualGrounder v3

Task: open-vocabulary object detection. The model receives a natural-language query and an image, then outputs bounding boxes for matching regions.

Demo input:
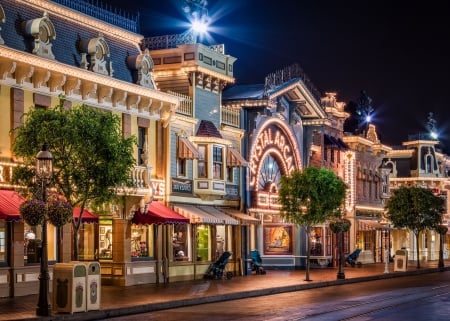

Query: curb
[20,266,450,321]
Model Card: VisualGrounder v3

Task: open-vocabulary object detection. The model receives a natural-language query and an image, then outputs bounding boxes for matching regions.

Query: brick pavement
[1,260,448,321]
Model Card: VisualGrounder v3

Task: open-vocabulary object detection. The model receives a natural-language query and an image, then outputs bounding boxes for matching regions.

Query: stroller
[204,251,233,280]
[249,250,266,275]
[345,248,362,267]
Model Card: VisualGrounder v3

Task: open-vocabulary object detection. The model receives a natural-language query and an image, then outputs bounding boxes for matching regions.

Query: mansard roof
[2,0,141,83]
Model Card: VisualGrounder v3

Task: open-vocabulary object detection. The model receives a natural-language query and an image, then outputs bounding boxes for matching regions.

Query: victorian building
[383,121,450,263]
[0,0,181,295]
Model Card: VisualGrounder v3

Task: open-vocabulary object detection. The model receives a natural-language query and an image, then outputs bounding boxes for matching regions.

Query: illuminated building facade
[0,0,181,295]
[383,132,450,262]
[342,124,392,264]
[223,64,337,269]
[145,35,251,281]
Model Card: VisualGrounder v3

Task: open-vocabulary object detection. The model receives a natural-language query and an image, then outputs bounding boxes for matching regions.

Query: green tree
[278,167,347,281]
[385,186,444,268]
[12,98,136,260]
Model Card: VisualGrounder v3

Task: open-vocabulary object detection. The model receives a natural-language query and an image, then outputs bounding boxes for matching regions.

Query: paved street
[0,260,448,321]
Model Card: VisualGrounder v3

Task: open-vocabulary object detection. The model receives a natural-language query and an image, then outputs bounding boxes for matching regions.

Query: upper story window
[197,145,207,178]
[138,127,147,165]
[213,146,223,179]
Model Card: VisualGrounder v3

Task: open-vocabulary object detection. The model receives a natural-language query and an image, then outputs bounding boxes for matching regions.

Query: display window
[99,224,113,259]
[263,225,293,255]
[131,225,154,258]
[196,225,211,261]
[215,225,233,260]
[24,222,57,263]
[78,223,97,260]
[172,224,191,262]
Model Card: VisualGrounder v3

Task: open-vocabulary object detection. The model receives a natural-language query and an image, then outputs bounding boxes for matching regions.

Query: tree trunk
[415,231,420,269]
[439,232,444,270]
[337,231,345,279]
[305,226,311,281]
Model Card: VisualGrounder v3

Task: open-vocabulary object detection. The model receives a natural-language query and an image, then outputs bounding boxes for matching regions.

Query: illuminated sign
[249,125,298,187]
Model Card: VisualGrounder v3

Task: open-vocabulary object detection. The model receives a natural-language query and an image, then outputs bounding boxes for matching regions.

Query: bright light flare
[191,19,208,34]
[365,115,372,123]
[430,131,438,139]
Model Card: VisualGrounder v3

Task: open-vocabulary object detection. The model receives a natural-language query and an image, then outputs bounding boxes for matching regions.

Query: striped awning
[173,204,223,224]
[358,219,387,230]
[197,206,239,225]
[178,137,200,159]
[221,209,260,225]
[227,148,248,167]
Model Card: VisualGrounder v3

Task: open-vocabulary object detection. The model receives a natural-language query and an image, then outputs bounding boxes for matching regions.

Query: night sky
[107,0,450,151]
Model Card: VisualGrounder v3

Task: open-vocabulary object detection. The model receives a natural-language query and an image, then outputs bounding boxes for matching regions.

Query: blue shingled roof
[222,84,265,100]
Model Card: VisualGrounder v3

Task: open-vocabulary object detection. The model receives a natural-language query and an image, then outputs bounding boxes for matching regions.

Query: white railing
[168,91,193,117]
[221,106,240,128]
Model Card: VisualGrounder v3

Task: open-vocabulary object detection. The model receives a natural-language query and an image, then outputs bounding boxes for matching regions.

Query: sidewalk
[1,260,449,321]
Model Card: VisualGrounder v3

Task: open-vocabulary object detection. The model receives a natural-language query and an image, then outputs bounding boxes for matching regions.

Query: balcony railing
[169,91,193,117]
[221,106,240,128]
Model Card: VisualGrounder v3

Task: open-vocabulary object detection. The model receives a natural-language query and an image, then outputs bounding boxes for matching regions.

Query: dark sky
[108,0,450,151]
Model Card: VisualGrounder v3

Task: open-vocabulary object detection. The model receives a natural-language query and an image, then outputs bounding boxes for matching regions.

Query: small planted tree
[12,98,136,260]
[385,186,444,268]
[278,167,347,281]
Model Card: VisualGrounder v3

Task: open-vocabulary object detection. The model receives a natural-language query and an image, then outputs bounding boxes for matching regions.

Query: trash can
[52,262,87,313]
[394,249,408,272]
[84,262,101,311]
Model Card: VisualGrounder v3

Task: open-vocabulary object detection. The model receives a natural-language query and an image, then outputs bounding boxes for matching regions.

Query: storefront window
[24,223,56,263]
[310,227,324,256]
[263,225,293,255]
[78,223,97,261]
[131,225,154,258]
[196,225,210,261]
[0,221,5,264]
[173,224,190,261]
[99,224,113,259]
[215,225,233,260]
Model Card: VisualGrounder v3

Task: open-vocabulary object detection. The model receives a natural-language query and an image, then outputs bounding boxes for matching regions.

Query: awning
[0,190,22,222]
[178,137,200,159]
[132,201,189,225]
[324,134,347,150]
[221,209,260,225]
[197,206,239,225]
[73,207,98,224]
[227,148,248,167]
[358,219,387,230]
[173,204,223,224]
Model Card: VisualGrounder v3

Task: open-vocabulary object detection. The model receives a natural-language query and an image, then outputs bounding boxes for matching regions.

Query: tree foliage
[278,166,347,280]
[12,99,136,259]
[385,186,444,268]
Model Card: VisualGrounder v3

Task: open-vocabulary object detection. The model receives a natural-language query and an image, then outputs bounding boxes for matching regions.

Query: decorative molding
[24,12,56,60]
[17,0,143,46]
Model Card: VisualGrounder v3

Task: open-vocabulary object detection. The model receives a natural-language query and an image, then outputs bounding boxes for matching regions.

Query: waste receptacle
[84,262,101,311]
[394,249,408,272]
[52,262,87,313]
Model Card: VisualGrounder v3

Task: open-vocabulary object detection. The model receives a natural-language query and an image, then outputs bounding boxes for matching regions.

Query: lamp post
[383,224,391,274]
[35,143,53,316]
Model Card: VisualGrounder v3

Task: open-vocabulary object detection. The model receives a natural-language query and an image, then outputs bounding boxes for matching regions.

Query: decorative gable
[126,49,156,89]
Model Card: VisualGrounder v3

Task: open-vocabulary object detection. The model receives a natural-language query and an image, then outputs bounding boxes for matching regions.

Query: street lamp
[35,143,53,316]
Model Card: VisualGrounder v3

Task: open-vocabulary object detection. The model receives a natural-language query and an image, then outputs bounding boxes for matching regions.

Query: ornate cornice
[18,0,143,45]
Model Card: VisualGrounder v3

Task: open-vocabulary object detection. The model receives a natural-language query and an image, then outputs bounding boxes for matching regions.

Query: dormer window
[79,34,111,76]
[24,12,56,59]
[126,49,156,88]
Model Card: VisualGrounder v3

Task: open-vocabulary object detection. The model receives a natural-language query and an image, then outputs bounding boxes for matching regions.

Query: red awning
[0,190,98,224]
[0,190,23,222]
[132,201,189,225]
[73,207,98,224]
